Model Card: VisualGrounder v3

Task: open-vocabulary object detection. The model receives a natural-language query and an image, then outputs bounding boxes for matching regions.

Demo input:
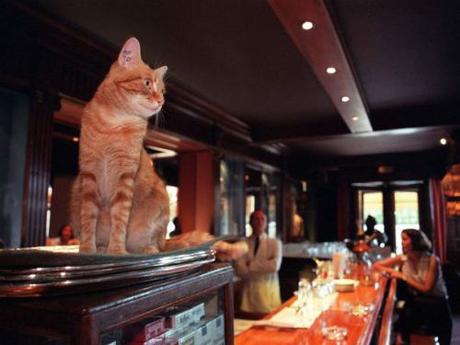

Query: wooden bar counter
[235,274,388,345]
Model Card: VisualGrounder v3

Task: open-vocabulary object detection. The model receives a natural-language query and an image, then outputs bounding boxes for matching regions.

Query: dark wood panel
[288,148,451,181]
[253,120,349,143]
[167,81,251,142]
[371,105,460,131]
[21,90,59,247]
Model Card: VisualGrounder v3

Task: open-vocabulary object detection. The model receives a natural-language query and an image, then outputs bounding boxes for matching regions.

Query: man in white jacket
[235,210,282,314]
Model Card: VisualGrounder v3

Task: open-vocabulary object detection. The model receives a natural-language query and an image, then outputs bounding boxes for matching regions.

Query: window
[354,182,422,252]
[361,191,384,232]
[245,195,255,237]
[394,191,419,253]
[218,158,244,236]
[166,185,178,238]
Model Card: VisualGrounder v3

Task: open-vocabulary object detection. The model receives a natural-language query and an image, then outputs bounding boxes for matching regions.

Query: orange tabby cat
[70,37,169,254]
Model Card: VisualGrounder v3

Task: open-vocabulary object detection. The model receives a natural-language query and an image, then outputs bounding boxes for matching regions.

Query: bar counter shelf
[0,262,234,345]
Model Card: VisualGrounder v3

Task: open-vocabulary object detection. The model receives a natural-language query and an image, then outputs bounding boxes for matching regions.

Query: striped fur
[70,37,169,254]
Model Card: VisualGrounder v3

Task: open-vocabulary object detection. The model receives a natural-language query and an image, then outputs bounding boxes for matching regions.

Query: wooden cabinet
[0,263,234,345]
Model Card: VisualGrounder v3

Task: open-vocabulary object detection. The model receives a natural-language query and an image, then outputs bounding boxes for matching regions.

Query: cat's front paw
[106,245,129,255]
[143,245,160,254]
[79,243,97,253]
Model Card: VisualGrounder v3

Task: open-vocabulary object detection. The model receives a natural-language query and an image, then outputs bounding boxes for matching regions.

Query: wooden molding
[166,81,252,142]
[288,148,451,180]
[253,120,348,143]
[269,0,372,133]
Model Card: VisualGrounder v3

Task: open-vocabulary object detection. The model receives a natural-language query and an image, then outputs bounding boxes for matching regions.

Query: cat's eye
[143,79,152,88]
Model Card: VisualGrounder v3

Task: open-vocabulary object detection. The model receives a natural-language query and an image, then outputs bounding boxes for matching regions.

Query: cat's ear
[118,37,142,68]
[156,66,168,80]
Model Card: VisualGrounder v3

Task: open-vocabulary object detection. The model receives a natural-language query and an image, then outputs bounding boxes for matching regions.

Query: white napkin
[255,293,338,329]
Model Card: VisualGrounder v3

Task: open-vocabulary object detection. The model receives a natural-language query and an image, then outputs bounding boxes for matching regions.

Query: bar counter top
[235,273,388,345]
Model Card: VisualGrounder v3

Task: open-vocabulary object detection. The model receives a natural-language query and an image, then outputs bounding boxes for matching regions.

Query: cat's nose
[150,95,163,105]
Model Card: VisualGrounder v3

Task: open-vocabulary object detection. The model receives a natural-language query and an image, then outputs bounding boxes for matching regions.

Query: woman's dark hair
[402,228,432,252]
[58,224,75,239]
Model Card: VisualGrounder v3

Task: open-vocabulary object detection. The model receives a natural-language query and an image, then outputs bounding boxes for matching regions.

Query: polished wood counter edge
[0,263,233,315]
[235,275,389,345]
[377,278,397,345]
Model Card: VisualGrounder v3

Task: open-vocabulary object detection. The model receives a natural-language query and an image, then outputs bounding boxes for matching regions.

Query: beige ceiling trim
[269,0,372,133]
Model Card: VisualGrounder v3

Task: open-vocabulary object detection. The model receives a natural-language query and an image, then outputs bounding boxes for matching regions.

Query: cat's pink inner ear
[118,37,142,68]
[156,66,168,79]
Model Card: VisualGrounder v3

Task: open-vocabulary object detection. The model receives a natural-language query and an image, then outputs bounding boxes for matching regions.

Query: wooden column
[178,151,215,233]
[21,90,59,247]
[281,174,293,242]
[383,186,396,250]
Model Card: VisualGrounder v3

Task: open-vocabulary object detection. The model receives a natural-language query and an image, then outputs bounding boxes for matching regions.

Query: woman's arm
[373,255,404,275]
[391,255,438,294]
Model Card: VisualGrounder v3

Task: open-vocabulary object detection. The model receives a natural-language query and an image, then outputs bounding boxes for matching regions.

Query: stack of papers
[234,319,260,335]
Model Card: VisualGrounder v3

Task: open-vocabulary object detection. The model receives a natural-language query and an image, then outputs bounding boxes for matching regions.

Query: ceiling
[25,0,460,170]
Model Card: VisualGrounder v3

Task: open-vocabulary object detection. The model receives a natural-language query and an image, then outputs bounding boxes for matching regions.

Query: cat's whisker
[153,109,166,129]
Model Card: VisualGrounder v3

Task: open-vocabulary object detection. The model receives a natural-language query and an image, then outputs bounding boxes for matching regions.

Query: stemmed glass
[296,278,311,315]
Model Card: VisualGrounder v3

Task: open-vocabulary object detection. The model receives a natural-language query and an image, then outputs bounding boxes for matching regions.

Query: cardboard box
[165,303,205,330]
[194,320,213,345]
[130,335,165,345]
[127,317,166,343]
[208,314,225,345]
[164,339,179,345]
[164,326,196,345]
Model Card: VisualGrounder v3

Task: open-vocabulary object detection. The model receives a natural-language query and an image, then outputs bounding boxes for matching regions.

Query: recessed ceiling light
[440,138,447,145]
[378,165,394,174]
[302,21,314,30]
[352,116,359,121]
[341,96,350,103]
[72,137,79,142]
[326,67,336,74]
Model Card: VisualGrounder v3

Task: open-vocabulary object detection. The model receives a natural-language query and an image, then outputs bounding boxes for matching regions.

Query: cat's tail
[213,240,249,262]
[162,230,213,252]
[162,231,248,262]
